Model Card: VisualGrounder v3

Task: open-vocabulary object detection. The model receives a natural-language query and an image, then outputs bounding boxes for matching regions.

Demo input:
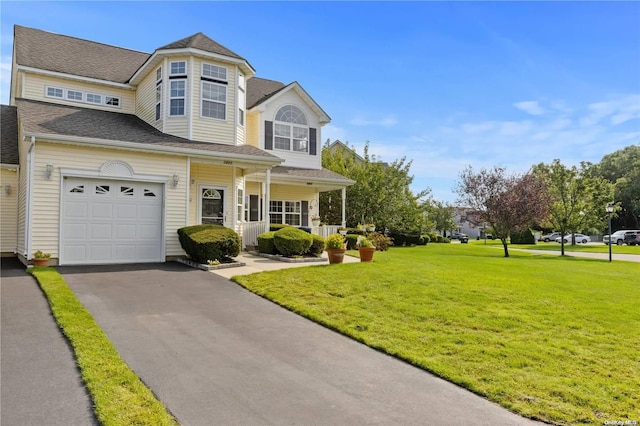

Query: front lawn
[232,244,639,425]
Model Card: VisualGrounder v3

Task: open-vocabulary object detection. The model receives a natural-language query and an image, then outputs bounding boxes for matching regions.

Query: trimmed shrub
[269,223,290,232]
[257,231,277,254]
[511,229,536,244]
[418,234,430,245]
[307,234,325,257]
[177,224,240,264]
[441,237,451,243]
[368,232,392,251]
[345,228,366,236]
[345,234,359,250]
[388,231,422,246]
[273,227,313,256]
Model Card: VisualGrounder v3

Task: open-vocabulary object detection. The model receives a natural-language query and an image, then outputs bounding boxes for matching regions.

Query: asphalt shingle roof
[271,166,354,183]
[14,25,150,84]
[246,77,286,109]
[157,32,245,61]
[15,99,281,162]
[1,105,19,165]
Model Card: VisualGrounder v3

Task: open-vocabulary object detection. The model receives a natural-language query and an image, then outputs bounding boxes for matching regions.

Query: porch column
[341,187,346,228]
[265,168,271,232]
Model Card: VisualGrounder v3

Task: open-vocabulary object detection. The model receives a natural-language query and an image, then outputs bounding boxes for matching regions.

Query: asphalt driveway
[59,262,542,425]
[1,257,97,426]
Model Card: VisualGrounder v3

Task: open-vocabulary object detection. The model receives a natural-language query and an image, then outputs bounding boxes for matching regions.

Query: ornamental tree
[455,166,551,257]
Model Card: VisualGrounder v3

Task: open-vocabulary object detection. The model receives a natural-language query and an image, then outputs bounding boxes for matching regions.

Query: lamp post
[606,203,614,262]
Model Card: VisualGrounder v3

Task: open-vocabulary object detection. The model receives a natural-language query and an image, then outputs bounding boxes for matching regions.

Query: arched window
[274,105,309,152]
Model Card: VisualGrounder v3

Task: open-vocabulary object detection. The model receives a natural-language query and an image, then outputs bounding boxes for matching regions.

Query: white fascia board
[25,132,284,168]
[248,171,354,186]
[247,82,331,124]
[16,66,134,90]
[130,48,255,84]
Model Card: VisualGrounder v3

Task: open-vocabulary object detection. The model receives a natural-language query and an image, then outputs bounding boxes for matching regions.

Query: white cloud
[322,124,347,143]
[0,57,12,104]
[514,101,546,115]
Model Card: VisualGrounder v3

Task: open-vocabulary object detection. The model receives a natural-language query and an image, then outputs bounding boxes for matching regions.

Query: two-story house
[0,25,353,266]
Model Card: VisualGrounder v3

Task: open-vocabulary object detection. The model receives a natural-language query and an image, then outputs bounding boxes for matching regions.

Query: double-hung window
[155,67,162,121]
[201,81,226,119]
[170,80,186,116]
[169,61,186,117]
[273,105,309,153]
[201,63,227,120]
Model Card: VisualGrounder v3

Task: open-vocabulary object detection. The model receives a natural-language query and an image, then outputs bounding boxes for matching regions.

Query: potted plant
[311,215,321,227]
[338,227,348,236]
[32,250,51,267]
[356,236,375,262]
[365,223,376,232]
[325,233,346,264]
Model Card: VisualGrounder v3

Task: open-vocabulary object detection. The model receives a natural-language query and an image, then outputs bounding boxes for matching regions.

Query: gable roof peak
[156,31,245,61]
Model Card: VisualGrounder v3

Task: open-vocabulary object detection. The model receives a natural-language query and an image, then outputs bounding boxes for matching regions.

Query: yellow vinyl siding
[135,66,162,130]
[16,131,28,256]
[163,56,191,139]
[236,125,245,145]
[245,181,261,194]
[269,184,316,201]
[1,168,19,253]
[188,163,235,225]
[22,73,135,114]
[191,58,236,144]
[246,112,259,148]
[31,142,187,259]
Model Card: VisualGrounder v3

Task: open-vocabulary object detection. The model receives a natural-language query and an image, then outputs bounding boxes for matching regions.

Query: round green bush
[257,231,277,254]
[273,227,313,256]
[345,234,359,250]
[307,234,325,257]
[177,224,240,264]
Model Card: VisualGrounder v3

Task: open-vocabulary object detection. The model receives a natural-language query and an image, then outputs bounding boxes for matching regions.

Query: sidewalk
[211,251,360,278]
[508,247,640,263]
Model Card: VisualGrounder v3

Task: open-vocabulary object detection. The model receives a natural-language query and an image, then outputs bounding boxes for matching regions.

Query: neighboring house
[450,207,487,239]
[1,25,353,266]
[326,140,389,167]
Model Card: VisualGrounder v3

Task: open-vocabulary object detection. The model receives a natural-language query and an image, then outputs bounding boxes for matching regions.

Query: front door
[201,187,226,225]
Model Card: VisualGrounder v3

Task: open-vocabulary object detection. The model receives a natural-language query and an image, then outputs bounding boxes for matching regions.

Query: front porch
[239,222,342,249]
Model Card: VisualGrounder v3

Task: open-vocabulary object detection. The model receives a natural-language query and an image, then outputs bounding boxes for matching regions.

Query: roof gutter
[24,132,284,167]
[16,65,134,89]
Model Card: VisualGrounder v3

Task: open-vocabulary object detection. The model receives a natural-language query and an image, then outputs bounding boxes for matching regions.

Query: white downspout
[25,136,35,260]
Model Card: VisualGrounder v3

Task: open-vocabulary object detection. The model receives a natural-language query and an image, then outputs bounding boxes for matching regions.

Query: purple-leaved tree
[455,166,551,257]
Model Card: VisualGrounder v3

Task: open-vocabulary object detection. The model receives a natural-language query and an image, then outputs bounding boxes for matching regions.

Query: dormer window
[170,61,186,76]
[274,105,309,153]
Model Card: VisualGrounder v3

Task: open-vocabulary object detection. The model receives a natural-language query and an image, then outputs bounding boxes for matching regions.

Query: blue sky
[2,1,639,202]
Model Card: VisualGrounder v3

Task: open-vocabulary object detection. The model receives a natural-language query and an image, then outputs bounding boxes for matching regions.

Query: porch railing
[240,223,342,249]
[240,221,266,248]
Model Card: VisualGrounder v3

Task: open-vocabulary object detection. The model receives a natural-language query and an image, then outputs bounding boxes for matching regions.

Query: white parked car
[604,230,640,245]
[555,234,591,244]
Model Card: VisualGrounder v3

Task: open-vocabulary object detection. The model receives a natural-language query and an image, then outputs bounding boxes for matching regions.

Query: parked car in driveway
[555,234,591,244]
[540,232,563,242]
[623,232,640,246]
[450,232,466,240]
[604,230,640,245]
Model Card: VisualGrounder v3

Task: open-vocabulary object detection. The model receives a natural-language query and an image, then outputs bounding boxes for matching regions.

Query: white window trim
[238,108,245,127]
[201,62,228,81]
[269,200,302,225]
[197,184,228,227]
[45,86,64,99]
[169,79,187,117]
[155,84,162,121]
[44,86,121,109]
[170,60,187,76]
[200,80,227,121]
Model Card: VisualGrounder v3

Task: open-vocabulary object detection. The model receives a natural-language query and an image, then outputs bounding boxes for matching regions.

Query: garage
[60,177,164,265]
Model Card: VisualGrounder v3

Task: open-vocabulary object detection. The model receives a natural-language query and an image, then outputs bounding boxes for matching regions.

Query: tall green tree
[594,145,640,229]
[320,141,430,233]
[533,160,614,254]
[426,201,457,236]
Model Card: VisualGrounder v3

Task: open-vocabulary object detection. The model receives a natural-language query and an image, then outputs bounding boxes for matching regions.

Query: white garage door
[61,177,164,265]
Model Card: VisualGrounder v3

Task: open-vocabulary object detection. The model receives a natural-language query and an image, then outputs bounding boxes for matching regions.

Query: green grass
[29,267,178,426]
[232,244,640,425]
[469,238,640,254]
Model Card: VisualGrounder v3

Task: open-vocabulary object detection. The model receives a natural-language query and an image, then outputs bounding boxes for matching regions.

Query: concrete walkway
[211,251,359,279]
[507,247,640,262]
[0,258,97,426]
[59,262,542,425]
